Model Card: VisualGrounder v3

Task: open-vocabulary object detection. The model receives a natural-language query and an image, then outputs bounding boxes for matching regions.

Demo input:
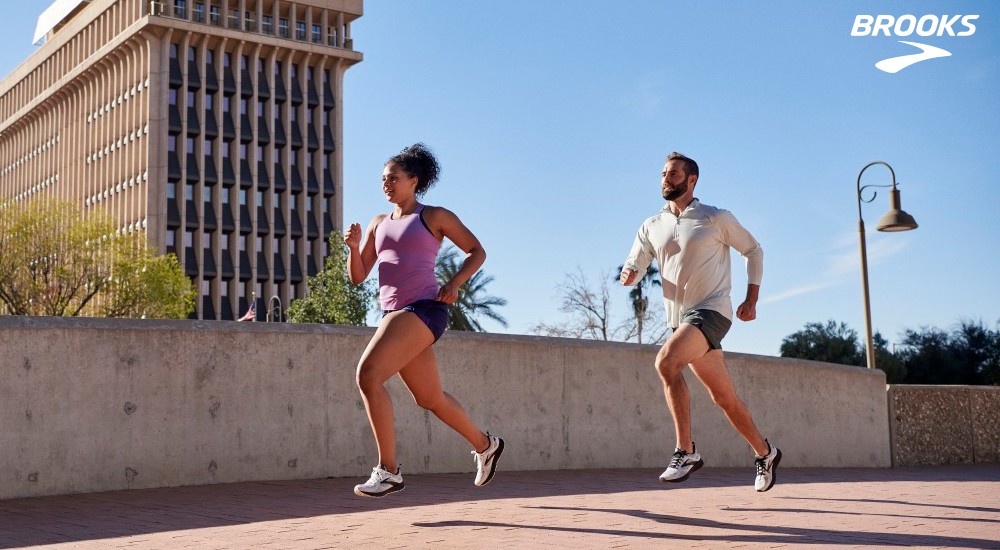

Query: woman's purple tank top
[374,204,441,310]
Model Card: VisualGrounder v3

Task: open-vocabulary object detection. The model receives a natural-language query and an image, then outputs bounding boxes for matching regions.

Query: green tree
[1,199,190,318]
[897,320,1000,385]
[873,332,906,383]
[287,232,376,325]
[435,245,508,331]
[101,250,195,319]
[0,199,111,315]
[780,320,864,366]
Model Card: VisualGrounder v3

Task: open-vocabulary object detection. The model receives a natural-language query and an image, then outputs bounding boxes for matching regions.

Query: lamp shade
[876,188,918,232]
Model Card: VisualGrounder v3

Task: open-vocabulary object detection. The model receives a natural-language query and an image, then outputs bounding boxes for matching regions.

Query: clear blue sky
[3,1,998,356]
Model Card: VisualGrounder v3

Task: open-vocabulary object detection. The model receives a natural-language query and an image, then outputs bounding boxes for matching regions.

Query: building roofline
[34,0,92,44]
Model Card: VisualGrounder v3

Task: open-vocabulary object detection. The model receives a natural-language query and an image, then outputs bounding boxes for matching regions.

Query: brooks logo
[851,14,980,73]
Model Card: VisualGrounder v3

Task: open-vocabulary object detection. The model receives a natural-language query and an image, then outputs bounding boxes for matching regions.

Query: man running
[620,151,781,492]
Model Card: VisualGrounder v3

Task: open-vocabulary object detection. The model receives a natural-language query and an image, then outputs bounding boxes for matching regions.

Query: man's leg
[655,324,712,452]
[688,350,768,456]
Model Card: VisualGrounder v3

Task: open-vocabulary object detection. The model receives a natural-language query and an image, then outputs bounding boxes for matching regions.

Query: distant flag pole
[239,292,257,322]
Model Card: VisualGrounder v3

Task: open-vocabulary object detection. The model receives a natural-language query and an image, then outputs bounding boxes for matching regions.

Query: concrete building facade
[0,0,363,320]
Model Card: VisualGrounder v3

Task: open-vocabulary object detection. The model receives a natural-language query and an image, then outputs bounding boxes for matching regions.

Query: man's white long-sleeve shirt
[623,199,763,328]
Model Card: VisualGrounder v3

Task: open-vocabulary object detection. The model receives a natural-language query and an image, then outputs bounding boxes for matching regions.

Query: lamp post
[856,161,918,369]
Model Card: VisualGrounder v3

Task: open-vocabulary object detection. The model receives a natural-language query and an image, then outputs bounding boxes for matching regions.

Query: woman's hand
[344,222,362,249]
[437,282,459,305]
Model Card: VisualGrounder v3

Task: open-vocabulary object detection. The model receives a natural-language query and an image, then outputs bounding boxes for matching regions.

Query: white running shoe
[659,444,704,482]
[353,464,404,498]
[472,433,505,486]
[754,440,781,492]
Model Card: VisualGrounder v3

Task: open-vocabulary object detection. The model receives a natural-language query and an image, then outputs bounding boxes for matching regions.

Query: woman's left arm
[425,206,486,304]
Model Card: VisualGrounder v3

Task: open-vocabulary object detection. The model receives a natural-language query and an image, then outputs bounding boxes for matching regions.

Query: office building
[0,0,363,319]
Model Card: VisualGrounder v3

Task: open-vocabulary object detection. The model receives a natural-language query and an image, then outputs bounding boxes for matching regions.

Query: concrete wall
[887,385,1000,466]
[1,316,891,500]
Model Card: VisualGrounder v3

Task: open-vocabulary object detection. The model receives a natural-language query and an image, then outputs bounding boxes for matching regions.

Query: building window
[168,88,178,106]
[279,18,289,38]
[168,135,177,152]
[169,43,178,59]
[174,0,187,19]
[312,24,322,43]
[209,4,220,25]
[222,187,231,205]
[166,231,176,248]
[202,233,211,248]
[184,231,193,247]
[239,234,246,251]
[262,15,273,34]
[167,181,177,199]
[327,26,337,47]
[222,96,230,113]
[244,11,255,32]
[239,189,247,206]
[186,137,195,154]
[228,9,239,29]
[295,21,306,41]
[185,184,195,201]
[203,140,212,156]
[204,92,214,111]
[188,46,196,63]
[193,2,205,22]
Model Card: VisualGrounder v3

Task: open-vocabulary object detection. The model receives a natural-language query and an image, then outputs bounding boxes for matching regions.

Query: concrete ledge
[1,316,891,500]
[888,385,1000,466]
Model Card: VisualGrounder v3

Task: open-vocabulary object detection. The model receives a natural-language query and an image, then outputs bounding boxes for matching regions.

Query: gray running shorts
[675,309,733,350]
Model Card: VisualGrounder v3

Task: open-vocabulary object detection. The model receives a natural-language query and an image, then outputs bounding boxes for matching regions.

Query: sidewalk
[1,465,998,549]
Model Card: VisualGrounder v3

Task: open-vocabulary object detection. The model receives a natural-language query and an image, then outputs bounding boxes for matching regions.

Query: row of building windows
[86,79,150,124]
[1,136,60,177]
[85,125,149,166]
[157,0,352,49]
[85,172,148,208]
[5,174,59,205]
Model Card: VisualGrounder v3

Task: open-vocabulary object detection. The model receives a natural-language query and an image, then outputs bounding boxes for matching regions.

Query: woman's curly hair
[386,143,441,197]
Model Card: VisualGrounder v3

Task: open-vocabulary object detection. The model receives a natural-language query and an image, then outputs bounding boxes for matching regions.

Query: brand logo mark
[851,14,979,73]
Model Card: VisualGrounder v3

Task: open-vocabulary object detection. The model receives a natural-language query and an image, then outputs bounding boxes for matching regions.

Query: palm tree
[436,246,508,331]
[615,264,661,344]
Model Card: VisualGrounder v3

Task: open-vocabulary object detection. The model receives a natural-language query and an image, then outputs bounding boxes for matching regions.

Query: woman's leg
[356,310,435,471]
[398,346,490,452]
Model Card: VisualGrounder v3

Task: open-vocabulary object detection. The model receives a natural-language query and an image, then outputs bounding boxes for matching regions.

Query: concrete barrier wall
[1,316,891,500]
[887,385,1000,466]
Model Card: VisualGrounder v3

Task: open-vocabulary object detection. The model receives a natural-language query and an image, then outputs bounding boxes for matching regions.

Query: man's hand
[620,268,638,286]
[735,301,756,321]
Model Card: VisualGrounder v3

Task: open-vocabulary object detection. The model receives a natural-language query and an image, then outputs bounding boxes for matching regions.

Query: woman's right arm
[344,215,383,285]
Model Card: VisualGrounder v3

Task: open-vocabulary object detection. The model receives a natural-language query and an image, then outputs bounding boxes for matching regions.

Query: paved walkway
[1,465,998,549]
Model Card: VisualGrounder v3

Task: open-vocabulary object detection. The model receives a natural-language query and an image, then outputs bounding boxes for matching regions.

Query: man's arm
[620,222,655,286]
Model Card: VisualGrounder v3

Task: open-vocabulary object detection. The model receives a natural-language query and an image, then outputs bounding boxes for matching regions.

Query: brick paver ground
[1,465,998,549]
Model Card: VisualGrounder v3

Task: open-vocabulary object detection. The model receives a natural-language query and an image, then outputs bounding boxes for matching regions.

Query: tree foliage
[0,198,193,318]
[896,320,1000,385]
[780,318,999,385]
[286,232,377,325]
[780,320,864,367]
[435,245,508,331]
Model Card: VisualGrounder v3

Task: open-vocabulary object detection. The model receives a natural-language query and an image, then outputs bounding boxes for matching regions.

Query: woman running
[344,143,504,497]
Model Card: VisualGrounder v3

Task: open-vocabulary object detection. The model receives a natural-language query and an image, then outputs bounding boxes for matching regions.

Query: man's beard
[662,181,688,201]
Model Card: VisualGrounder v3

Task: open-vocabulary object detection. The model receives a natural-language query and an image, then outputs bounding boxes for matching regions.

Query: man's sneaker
[659,444,704,482]
[754,440,782,492]
[472,433,505,486]
[354,464,404,498]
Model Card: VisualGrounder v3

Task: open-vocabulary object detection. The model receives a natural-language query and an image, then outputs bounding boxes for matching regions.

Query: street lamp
[856,161,918,369]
